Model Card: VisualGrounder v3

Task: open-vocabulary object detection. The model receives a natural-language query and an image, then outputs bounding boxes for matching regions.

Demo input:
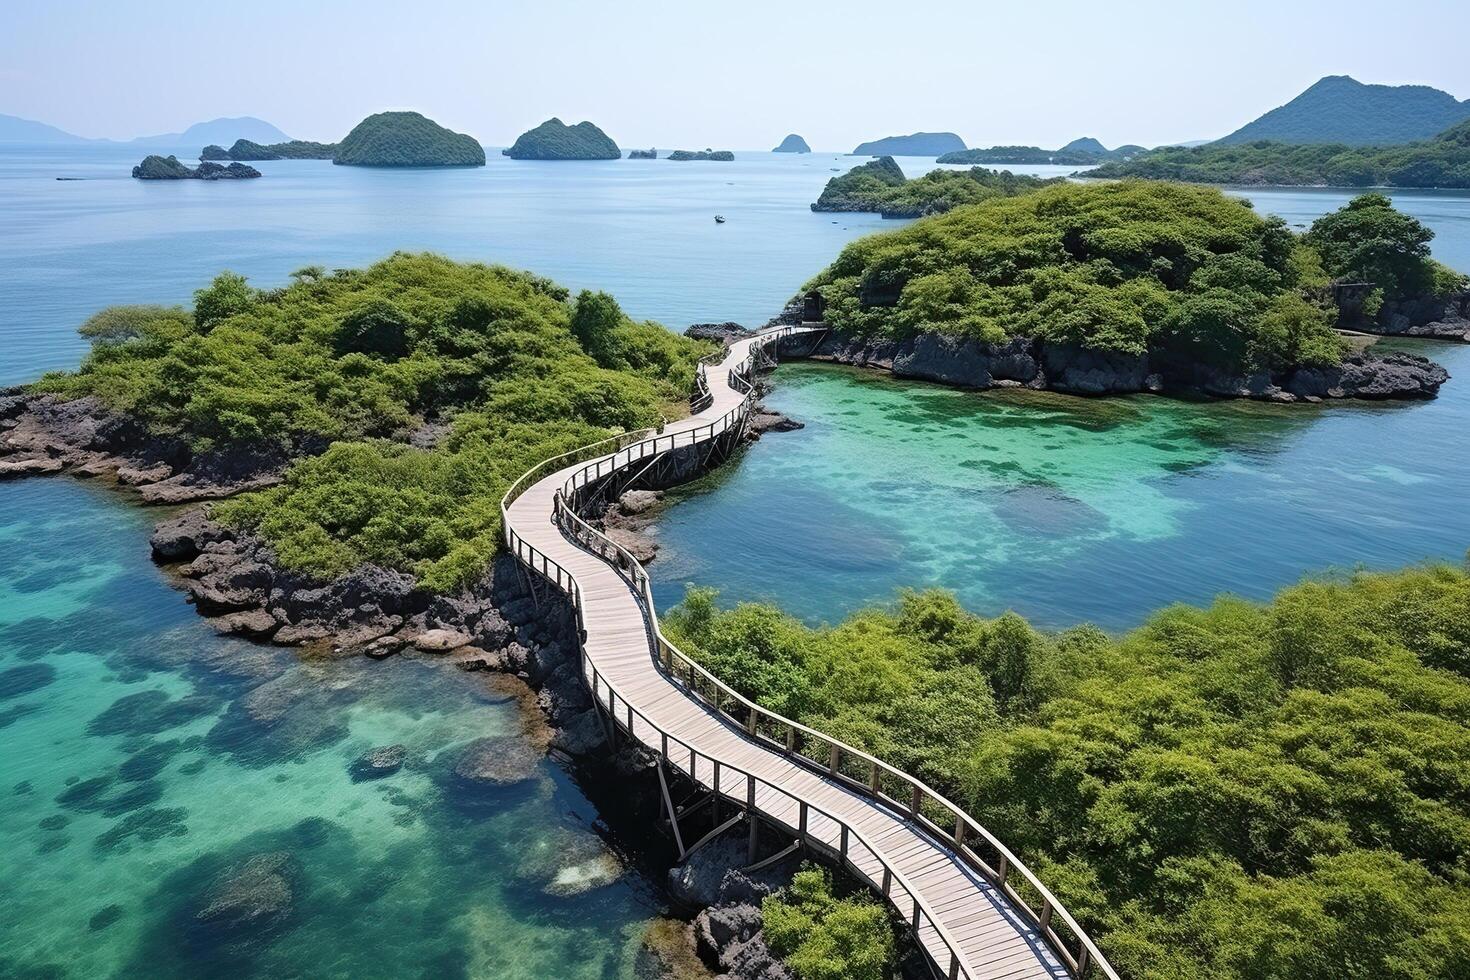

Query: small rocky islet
[131,155,261,180]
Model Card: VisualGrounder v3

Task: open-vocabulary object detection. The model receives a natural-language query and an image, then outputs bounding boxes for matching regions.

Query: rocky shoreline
[765,303,1450,402]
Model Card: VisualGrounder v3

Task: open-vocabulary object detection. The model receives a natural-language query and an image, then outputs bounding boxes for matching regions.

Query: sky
[3,0,1468,149]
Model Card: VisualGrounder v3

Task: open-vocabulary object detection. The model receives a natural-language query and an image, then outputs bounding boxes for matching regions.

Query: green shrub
[762,867,895,980]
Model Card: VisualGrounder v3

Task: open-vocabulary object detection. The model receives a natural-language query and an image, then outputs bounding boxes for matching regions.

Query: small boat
[714,215,726,224]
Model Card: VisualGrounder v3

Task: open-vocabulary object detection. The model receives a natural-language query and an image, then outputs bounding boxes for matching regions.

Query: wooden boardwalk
[503,328,1116,980]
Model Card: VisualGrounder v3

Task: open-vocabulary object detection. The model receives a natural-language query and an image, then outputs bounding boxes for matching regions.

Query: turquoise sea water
[4,142,1470,975]
[0,478,669,979]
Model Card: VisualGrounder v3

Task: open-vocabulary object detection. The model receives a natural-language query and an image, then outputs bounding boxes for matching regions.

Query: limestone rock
[414,628,474,652]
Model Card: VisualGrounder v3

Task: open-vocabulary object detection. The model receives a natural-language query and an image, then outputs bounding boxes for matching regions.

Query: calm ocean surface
[2,142,1469,976]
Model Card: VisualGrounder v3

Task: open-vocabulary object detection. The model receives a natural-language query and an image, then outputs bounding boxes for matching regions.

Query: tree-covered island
[332,112,486,167]
[502,118,621,160]
[811,156,1058,217]
[202,139,337,161]
[13,254,708,590]
[131,155,261,180]
[800,181,1460,400]
[666,149,735,161]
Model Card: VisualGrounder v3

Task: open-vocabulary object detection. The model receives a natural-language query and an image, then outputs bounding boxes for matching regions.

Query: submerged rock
[191,851,300,946]
[349,744,406,782]
[451,735,542,786]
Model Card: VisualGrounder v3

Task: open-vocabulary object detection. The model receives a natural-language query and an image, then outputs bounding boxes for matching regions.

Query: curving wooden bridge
[502,327,1118,980]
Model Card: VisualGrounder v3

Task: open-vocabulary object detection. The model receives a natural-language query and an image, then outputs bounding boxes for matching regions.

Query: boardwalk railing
[502,328,1119,980]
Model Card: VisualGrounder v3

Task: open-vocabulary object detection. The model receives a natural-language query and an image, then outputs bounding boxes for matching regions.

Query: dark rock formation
[1376,292,1470,341]
[349,744,406,781]
[627,148,658,159]
[773,134,811,153]
[686,322,754,345]
[0,392,284,500]
[131,155,261,180]
[803,329,1449,403]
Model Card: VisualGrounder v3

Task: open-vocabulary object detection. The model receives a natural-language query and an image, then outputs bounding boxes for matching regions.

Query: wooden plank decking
[503,328,1107,980]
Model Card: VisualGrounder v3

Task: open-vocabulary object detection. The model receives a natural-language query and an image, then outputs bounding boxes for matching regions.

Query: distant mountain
[133,116,292,147]
[1089,116,1470,188]
[852,132,965,157]
[1217,75,1470,146]
[0,113,92,143]
[1059,137,1108,155]
[773,134,811,153]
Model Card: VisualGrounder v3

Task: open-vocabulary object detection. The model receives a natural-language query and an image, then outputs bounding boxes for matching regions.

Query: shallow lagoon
[0,479,663,979]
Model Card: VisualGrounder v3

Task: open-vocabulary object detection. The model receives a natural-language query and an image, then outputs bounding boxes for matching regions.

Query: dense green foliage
[333,112,485,168]
[204,138,337,161]
[773,134,811,153]
[851,132,965,157]
[762,866,896,980]
[811,157,1057,217]
[1305,193,1466,303]
[1217,75,1470,147]
[666,561,1470,979]
[666,149,735,161]
[501,118,620,160]
[1090,119,1470,188]
[807,180,1345,373]
[627,148,657,159]
[939,139,1143,167]
[35,254,709,589]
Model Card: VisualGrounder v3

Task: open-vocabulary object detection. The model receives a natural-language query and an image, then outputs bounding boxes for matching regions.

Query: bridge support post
[657,760,687,860]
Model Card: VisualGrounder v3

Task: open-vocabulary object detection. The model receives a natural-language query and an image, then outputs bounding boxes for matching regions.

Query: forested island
[811,156,1057,217]
[851,131,965,156]
[7,255,706,590]
[773,134,811,153]
[667,149,734,161]
[1088,119,1470,188]
[798,181,1461,400]
[665,559,1470,980]
[939,137,1144,166]
[502,118,621,160]
[201,139,337,161]
[332,112,485,168]
[627,148,657,159]
[131,155,261,180]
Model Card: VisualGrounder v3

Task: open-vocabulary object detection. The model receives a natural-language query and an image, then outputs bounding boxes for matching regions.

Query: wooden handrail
[503,326,1119,980]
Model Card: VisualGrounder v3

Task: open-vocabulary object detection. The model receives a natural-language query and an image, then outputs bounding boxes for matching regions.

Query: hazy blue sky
[3,0,1467,148]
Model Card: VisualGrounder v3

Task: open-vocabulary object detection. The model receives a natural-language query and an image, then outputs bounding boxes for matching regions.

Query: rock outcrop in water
[772,134,811,153]
[131,155,261,180]
[627,148,657,159]
[667,149,735,161]
[764,301,1450,403]
[0,392,285,498]
[191,851,300,948]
